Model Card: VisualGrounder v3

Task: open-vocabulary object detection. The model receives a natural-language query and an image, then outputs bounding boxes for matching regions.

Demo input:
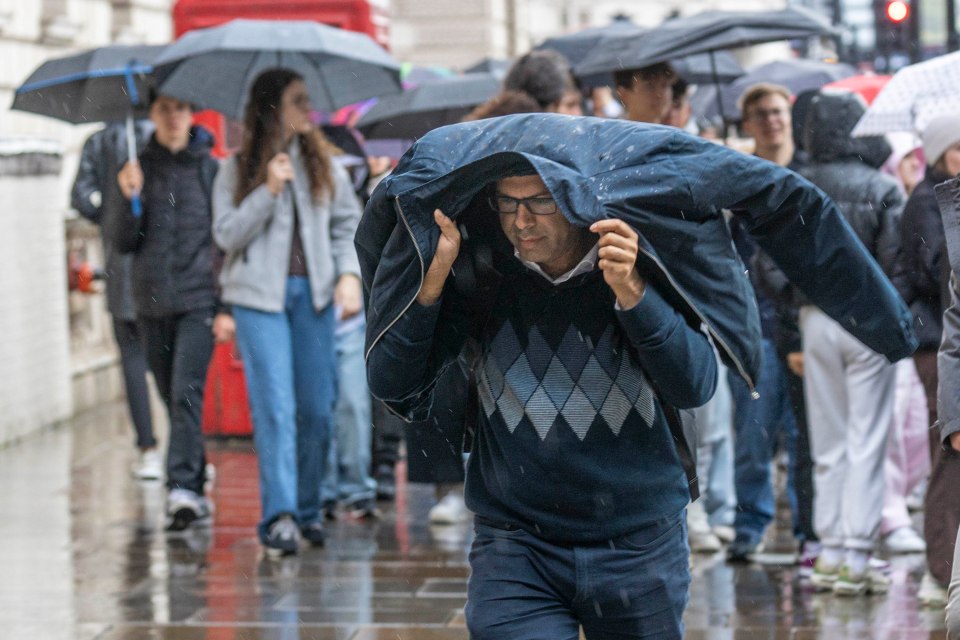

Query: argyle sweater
[370,266,717,543]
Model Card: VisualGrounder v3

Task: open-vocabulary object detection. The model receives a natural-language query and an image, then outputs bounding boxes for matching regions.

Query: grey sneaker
[166,488,212,532]
[264,515,301,557]
[833,559,891,596]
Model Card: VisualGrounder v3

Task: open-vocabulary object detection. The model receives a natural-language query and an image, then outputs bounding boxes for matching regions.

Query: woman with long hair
[212,68,363,556]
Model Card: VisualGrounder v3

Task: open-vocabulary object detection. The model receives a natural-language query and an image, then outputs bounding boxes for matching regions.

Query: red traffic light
[886,0,909,22]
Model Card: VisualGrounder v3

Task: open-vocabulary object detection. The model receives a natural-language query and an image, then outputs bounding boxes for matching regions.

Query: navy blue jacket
[357,115,915,407]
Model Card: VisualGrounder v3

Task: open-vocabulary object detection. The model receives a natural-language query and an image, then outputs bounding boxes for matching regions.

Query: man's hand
[590,219,646,309]
[416,209,461,306]
[335,273,363,320]
[950,431,960,453]
[117,161,143,201]
[212,313,236,343]
[787,352,804,377]
[266,153,295,196]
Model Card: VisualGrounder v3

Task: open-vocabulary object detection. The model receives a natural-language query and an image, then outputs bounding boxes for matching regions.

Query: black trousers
[139,309,213,494]
[112,317,155,449]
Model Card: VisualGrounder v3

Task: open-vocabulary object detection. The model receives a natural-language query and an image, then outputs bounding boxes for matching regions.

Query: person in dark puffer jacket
[114,92,234,532]
[795,89,907,597]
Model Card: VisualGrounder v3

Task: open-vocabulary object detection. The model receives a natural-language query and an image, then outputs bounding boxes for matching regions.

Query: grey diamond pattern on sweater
[477,320,656,441]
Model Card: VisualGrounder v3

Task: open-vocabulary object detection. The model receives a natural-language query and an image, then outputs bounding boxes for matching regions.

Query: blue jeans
[728,338,798,541]
[322,320,376,506]
[466,512,689,639]
[233,277,336,540]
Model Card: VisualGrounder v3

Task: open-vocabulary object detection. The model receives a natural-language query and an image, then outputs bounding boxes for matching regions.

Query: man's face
[741,93,792,150]
[149,95,193,143]
[549,89,584,116]
[496,174,590,278]
[617,72,674,124]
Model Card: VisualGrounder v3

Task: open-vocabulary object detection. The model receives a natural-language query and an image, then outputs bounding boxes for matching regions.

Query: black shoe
[264,515,300,557]
[726,533,762,563]
[301,521,327,547]
[375,464,396,501]
[345,498,380,520]
[322,499,338,521]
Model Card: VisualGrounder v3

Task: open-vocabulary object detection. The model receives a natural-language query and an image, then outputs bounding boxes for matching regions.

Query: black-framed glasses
[488,194,558,215]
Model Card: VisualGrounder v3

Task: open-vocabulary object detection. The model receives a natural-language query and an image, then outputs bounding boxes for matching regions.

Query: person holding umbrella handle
[211,69,364,557]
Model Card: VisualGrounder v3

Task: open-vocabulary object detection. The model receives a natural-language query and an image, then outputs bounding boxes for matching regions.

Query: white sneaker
[918,571,948,607]
[712,525,736,544]
[686,501,722,552]
[428,491,470,524]
[166,488,212,531]
[883,526,926,554]
[132,449,163,481]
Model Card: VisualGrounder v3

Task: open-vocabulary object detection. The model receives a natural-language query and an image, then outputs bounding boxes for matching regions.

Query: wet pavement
[0,400,948,639]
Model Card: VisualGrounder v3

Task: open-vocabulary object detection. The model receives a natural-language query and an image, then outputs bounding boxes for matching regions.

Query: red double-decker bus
[171,0,390,156]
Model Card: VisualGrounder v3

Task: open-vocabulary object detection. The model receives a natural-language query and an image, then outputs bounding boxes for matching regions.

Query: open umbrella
[575,7,839,77]
[356,72,501,140]
[12,44,163,216]
[154,19,402,119]
[852,51,960,136]
[698,58,855,120]
[463,57,512,76]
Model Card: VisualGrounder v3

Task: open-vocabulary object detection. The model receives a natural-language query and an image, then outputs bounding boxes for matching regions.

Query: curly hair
[233,69,337,206]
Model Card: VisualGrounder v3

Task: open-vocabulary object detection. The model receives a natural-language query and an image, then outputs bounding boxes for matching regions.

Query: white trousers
[800,306,895,551]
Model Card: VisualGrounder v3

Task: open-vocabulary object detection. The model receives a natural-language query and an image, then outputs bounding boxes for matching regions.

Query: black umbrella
[696,58,856,121]
[463,57,512,76]
[536,20,744,88]
[154,19,402,119]
[576,7,840,77]
[356,72,501,140]
[12,44,163,216]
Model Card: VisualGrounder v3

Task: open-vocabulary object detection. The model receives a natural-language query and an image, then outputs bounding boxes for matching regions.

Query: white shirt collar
[516,243,599,285]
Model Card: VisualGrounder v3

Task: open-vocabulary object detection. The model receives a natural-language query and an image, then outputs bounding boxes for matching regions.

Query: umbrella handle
[125,113,142,218]
[131,194,143,218]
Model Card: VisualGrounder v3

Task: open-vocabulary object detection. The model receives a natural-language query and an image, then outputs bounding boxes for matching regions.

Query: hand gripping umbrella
[153,19,403,120]
[12,44,162,217]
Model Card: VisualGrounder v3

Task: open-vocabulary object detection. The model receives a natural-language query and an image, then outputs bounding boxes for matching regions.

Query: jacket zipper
[366,197,426,364]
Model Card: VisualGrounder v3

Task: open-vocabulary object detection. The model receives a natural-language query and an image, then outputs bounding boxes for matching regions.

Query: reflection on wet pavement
[0,401,947,639]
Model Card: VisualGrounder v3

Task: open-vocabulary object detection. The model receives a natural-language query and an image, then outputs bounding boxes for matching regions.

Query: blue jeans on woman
[233,276,336,541]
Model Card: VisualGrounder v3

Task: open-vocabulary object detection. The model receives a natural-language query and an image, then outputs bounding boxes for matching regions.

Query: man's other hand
[591,219,646,310]
[416,209,461,306]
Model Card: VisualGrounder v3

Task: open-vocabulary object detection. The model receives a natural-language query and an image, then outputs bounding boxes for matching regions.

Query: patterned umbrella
[852,50,960,136]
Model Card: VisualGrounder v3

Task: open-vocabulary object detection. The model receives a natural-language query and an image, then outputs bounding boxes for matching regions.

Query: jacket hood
[804,90,891,168]
[357,114,916,393]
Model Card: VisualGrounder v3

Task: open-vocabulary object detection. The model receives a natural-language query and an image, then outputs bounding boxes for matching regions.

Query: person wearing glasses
[368,167,718,638]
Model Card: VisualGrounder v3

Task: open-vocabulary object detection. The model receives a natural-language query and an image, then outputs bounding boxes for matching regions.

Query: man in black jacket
[72,121,158,480]
[116,93,233,531]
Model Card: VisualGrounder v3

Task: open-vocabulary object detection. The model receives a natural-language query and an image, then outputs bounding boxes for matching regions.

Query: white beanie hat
[922,114,960,167]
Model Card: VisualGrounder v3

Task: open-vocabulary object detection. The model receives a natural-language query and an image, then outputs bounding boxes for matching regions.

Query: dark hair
[233,68,337,206]
[463,90,542,120]
[612,62,675,89]
[671,77,690,104]
[503,50,578,108]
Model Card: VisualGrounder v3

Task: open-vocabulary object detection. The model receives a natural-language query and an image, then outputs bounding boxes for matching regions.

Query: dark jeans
[466,512,689,640]
[112,317,155,449]
[784,363,818,543]
[371,400,404,471]
[139,309,213,494]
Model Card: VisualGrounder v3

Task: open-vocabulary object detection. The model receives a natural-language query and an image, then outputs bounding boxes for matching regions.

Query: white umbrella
[852,50,960,137]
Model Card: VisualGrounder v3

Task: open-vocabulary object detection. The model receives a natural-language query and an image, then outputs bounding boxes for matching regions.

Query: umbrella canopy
[12,44,163,123]
[575,7,839,77]
[400,62,455,87]
[697,58,855,120]
[823,74,892,105]
[852,51,960,136]
[463,57,512,76]
[356,72,501,140]
[154,19,402,119]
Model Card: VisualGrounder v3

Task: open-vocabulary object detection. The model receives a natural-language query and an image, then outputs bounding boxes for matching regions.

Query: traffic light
[875,0,911,56]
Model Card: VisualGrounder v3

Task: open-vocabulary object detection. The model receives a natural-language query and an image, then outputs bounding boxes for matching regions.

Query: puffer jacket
[113,126,220,318]
[801,90,907,293]
[902,167,953,349]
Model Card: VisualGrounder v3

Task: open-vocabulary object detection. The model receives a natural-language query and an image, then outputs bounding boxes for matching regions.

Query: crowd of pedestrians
[70,39,960,639]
